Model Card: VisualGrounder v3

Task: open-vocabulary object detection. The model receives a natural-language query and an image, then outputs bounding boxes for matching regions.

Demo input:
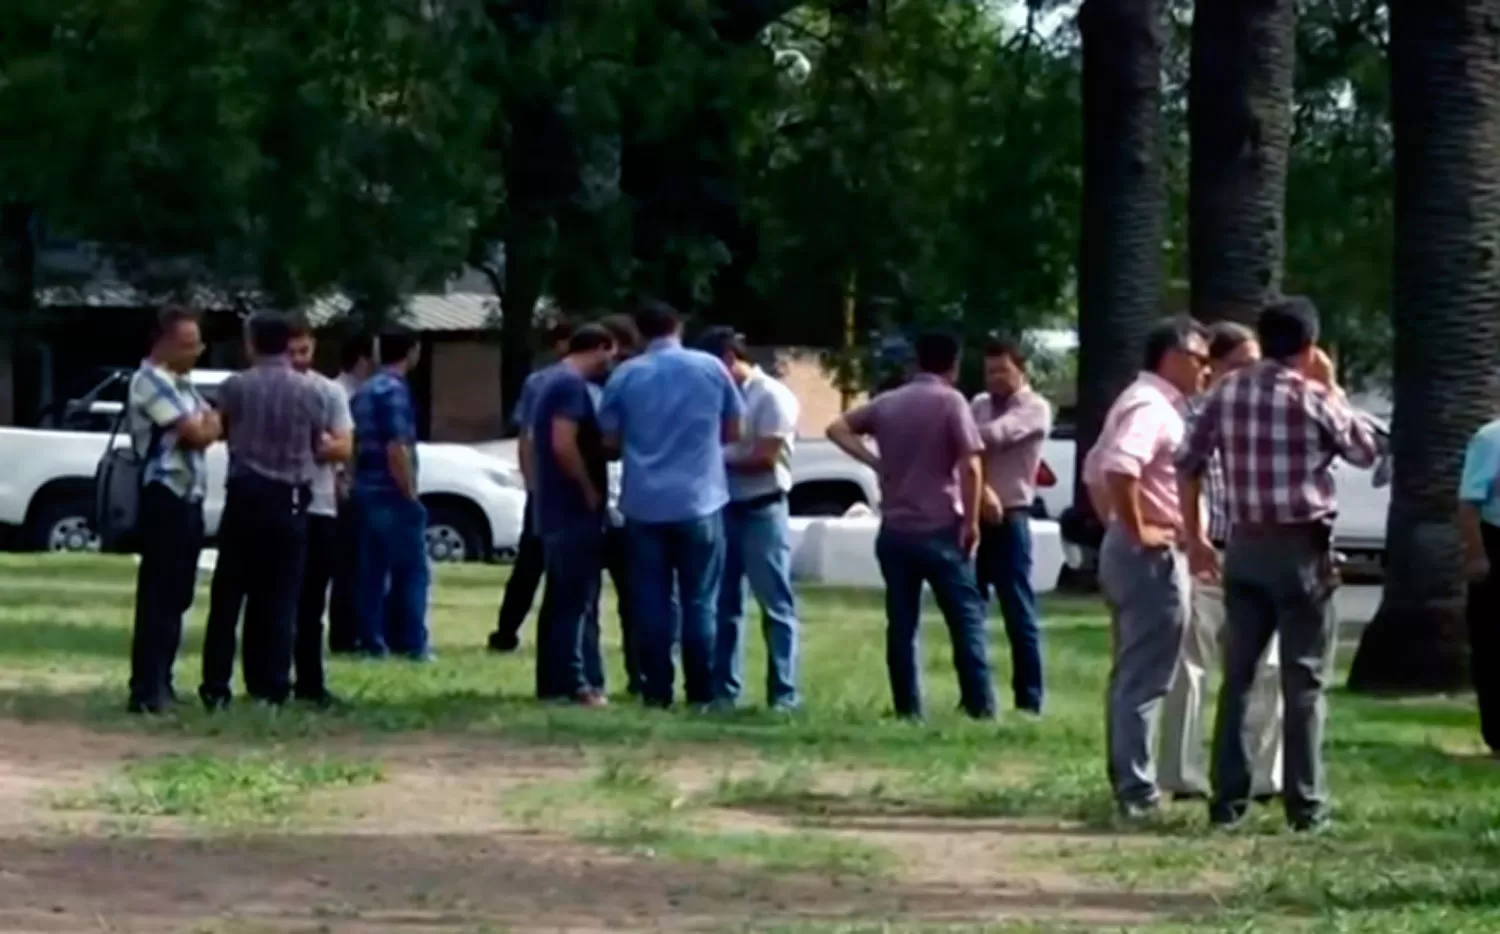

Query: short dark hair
[151,304,200,343]
[1207,321,1255,361]
[544,317,575,347]
[248,313,293,357]
[984,334,1027,368]
[697,326,751,362]
[598,313,641,354]
[287,315,314,340]
[1257,296,1319,361]
[379,332,420,365]
[568,323,615,354]
[340,333,375,372]
[913,330,961,374]
[633,299,682,341]
[1143,315,1209,372]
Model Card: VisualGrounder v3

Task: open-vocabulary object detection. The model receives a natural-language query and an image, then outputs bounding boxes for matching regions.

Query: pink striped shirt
[1083,372,1188,530]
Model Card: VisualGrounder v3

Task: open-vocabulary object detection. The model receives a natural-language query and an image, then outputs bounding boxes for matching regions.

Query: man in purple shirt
[827,331,995,720]
[971,336,1053,714]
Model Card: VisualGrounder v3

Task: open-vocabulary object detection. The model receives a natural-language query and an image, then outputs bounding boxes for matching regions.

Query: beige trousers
[1158,581,1283,797]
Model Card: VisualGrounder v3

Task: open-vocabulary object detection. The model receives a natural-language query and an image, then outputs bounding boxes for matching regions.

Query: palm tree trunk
[1347,0,1500,693]
[1188,0,1296,324]
[1074,0,1167,509]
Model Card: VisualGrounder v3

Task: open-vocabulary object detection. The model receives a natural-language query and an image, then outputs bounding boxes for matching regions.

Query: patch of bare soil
[0,722,1213,933]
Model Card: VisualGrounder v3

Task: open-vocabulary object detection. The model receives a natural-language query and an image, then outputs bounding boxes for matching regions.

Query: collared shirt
[218,357,331,486]
[350,368,419,495]
[127,360,209,501]
[843,373,985,533]
[1184,399,1231,544]
[971,386,1052,510]
[531,362,609,536]
[1083,371,1187,530]
[1178,360,1382,526]
[598,337,745,524]
[308,373,354,517]
[728,366,800,502]
[1459,419,1500,527]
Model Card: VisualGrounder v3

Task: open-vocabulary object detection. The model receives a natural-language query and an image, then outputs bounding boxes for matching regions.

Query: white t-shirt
[309,373,355,517]
[728,367,800,502]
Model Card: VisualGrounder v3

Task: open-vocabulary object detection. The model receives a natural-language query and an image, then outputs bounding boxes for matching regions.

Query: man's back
[599,340,742,524]
[530,365,608,535]
[219,360,326,486]
[351,370,418,493]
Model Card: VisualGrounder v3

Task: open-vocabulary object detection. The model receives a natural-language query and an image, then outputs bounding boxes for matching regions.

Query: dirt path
[0,720,1209,933]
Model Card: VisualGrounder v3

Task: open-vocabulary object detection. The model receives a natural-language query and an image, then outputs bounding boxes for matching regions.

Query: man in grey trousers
[1178,297,1383,831]
[1082,317,1210,817]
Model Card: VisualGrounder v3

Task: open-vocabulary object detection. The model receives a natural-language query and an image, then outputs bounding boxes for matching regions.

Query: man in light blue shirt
[598,301,744,708]
[1459,417,1500,754]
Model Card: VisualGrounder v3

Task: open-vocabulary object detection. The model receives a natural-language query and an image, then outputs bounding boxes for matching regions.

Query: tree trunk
[1188,0,1296,324]
[1074,0,1167,509]
[1347,0,1500,694]
[497,223,547,438]
[0,204,35,321]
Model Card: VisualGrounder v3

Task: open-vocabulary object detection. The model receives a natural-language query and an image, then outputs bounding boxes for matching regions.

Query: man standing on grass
[490,319,575,654]
[970,335,1052,716]
[699,327,803,712]
[126,305,220,715]
[597,313,646,696]
[1083,316,1208,818]
[199,313,336,711]
[1179,297,1382,832]
[1459,411,1500,758]
[599,300,744,709]
[286,322,354,707]
[329,334,375,655]
[530,325,618,706]
[349,332,431,661]
[1158,321,1283,803]
[826,331,995,721]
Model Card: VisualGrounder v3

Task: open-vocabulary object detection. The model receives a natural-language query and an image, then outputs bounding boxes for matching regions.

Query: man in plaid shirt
[1178,297,1384,831]
[1159,323,1284,804]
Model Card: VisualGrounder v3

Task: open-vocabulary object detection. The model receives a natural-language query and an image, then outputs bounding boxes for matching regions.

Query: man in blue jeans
[827,331,995,720]
[699,328,802,711]
[599,300,744,709]
[349,332,431,660]
[529,324,618,706]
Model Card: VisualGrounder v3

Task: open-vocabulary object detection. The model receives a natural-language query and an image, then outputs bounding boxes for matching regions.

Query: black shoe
[1170,790,1209,803]
[198,688,232,713]
[126,696,170,716]
[295,691,344,711]
[488,630,520,653]
[1289,813,1331,834]
[1209,802,1249,829]
[1252,792,1279,806]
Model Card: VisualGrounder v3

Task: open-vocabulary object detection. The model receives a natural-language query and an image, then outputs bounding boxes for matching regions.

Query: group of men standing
[126,306,430,715]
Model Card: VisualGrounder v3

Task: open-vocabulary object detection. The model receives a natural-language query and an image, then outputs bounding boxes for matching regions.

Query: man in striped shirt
[199,313,337,710]
[1179,297,1383,831]
[1159,322,1283,803]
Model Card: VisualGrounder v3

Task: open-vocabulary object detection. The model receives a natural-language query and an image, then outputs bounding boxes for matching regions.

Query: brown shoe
[574,690,609,708]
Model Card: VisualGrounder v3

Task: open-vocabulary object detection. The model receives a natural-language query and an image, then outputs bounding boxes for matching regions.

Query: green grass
[0,553,1496,931]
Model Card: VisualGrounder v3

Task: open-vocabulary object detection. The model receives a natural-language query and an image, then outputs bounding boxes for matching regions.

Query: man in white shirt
[699,328,801,710]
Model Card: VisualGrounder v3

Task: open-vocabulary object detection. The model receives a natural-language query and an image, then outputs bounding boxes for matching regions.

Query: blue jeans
[353,491,430,658]
[715,498,800,708]
[627,514,726,707]
[537,523,605,699]
[976,513,1044,712]
[874,525,995,719]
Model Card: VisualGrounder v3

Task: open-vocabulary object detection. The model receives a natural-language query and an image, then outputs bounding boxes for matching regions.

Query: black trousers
[603,524,641,695]
[1470,523,1500,752]
[129,484,204,707]
[200,474,310,705]
[294,513,338,698]
[326,502,361,653]
[495,496,546,641]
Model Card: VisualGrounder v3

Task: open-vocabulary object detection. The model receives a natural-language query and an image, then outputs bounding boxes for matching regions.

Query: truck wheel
[28,495,100,553]
[423,500,486,564]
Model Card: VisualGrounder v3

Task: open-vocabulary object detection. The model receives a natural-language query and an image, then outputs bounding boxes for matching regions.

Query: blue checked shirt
[127,361,208,502]
[350,369,419,495]
[1185,399,1231,545]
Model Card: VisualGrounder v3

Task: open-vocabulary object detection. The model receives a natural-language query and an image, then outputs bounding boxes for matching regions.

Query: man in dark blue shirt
[530,325,618,705]
[349,332,429,660]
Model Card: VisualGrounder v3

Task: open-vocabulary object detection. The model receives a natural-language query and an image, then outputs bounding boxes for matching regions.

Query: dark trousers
[326,501,361,653]
[494,496,547,642]
[537,524,605,699]
[129,484,204,708]
[200,474,310,705]
[976,512,1044,712]
[874,525,996,720]
[628,514,725,708]
[1469,523,1500,752]
[603,524,642,695]
[293,513,338,699]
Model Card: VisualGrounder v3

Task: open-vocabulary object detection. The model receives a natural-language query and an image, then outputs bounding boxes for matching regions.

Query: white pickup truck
[0,369,528,563]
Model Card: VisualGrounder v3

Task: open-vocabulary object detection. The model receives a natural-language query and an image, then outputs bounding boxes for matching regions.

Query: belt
[729,491,787,512]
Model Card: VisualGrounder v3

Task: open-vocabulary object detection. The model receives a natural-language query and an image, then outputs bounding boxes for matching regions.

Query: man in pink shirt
[1083,316,1209,817]
[971,336,1053,714]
